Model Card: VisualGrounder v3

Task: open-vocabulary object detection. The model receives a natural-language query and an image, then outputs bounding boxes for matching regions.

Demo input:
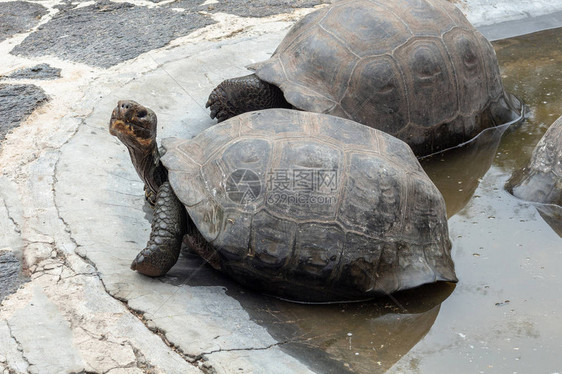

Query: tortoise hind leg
[131,181,186,277]
[206,74,291,122]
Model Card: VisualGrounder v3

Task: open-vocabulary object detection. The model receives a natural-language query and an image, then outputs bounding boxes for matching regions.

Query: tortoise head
[110,100,157,150]
[109,100,167,202]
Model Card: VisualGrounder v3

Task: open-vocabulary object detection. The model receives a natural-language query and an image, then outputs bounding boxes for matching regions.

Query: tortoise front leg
[131,181,186,276]
[206,74,291,122]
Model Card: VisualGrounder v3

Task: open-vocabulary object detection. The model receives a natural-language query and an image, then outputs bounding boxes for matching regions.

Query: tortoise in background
[506,115,562,206]
[206,0,523,156]
[109,101,456,302]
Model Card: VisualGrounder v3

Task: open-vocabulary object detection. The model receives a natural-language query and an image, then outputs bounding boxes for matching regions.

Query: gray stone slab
[179,0,329,17]
[0,1,47,43]
[11,1,216,68]
[0,84,49,143]
[1,64,61,80]
[0,250,27,303]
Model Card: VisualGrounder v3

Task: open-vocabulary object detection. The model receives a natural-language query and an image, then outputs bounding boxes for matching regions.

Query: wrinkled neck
[126,141,167,196]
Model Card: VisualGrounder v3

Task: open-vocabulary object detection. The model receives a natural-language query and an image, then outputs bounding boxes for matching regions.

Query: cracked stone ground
[1,0,562,373]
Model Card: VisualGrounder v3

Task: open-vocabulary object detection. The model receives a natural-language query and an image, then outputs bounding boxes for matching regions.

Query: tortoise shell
[249,0,522,156]
[506,115,562,206]
[161,109,456,302]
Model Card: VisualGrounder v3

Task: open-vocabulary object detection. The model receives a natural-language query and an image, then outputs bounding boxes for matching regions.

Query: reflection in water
[420,123,511,218]
[492,27,562,172]
[168,252,454,373]
[265,283,454,373]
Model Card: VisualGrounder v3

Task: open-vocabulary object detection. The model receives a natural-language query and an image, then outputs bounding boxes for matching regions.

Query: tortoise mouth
[109,100,156,147]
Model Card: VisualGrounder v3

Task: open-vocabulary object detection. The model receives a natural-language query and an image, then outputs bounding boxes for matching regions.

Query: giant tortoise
[109,101,456,302]
[206,0,523,156]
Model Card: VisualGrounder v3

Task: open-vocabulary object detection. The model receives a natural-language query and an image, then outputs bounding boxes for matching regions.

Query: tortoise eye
[137,109,147,118]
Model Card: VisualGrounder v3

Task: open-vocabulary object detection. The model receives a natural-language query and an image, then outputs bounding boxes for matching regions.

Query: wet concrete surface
[0,84,49,143]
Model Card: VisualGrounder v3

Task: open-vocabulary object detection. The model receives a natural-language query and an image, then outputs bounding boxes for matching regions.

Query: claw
[210,106,219,119]
[205,93,215,108]
[130,248,166,277]
[217,112,228,123]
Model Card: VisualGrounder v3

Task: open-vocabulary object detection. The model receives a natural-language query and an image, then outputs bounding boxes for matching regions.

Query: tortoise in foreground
[109,101,456,302]
[206,0,523,156]
[506,115,562,206]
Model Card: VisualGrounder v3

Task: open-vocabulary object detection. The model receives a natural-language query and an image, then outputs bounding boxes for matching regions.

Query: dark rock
[174,0,329,18]
[54,0,91,11]
[2,63,62,80]
[0,1,48,43]
[0,84,49,143]
[0,250,28,303]
[506,115,562,206]
[11,1,215,68]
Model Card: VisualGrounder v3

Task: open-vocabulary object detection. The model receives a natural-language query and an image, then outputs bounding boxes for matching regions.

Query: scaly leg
[131,181,186,276]
[206,74,291,122]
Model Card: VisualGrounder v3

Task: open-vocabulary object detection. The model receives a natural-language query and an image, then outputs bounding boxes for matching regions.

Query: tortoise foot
[131,245,172,277]
[206,74,290,122]
[206,84,234,122]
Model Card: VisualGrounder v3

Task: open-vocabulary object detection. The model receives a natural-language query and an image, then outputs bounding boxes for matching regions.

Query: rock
[0,2,47,43]
[11,1,215,68]
[1,64,61,80]
[0,84,49,143]
[24,242,53,268]
[0,249,27,302]
[171,0,330,17]
[506,115,562,206]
